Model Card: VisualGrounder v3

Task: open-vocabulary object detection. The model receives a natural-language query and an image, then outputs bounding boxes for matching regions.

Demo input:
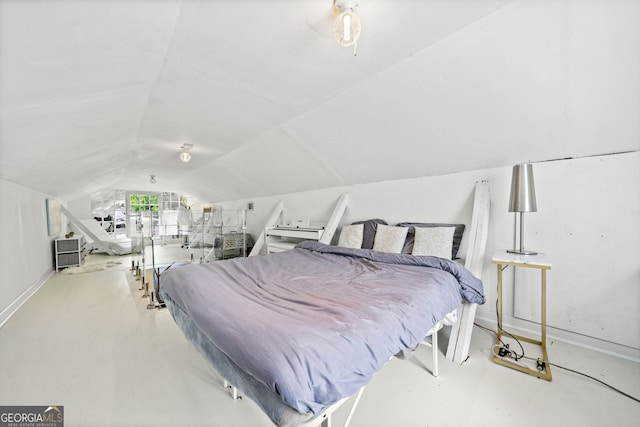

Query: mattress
[160,241,485,424]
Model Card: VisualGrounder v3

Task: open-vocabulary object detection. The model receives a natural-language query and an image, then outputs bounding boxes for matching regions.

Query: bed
[160,182,490,427]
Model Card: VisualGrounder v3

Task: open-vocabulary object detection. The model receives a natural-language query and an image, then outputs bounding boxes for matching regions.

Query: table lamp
[507,163,538,255]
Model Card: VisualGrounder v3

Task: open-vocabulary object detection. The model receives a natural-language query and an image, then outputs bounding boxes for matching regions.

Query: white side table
[492,251,552,381]
[264,225,324,253]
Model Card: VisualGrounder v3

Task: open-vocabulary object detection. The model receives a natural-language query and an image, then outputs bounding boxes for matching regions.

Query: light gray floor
[1,246,639,427]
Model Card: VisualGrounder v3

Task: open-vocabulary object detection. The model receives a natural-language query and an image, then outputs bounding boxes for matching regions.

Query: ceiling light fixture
[180,143,193,162]
[333,0,361,54]
[149,174,157,184]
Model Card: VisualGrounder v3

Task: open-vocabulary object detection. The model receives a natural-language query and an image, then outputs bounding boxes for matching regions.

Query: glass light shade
[508,163,537,213]
[180,151,191,162]
[333,9,361,47]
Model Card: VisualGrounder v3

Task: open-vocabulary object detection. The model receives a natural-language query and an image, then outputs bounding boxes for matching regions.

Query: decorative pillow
[351,218,388,249]
[372,224,409,254]
[411,227,455,259]
[398,222,465,259]
[337,224,364,249]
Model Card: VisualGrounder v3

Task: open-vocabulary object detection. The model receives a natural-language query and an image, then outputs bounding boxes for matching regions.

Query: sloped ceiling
[0,0,638,202]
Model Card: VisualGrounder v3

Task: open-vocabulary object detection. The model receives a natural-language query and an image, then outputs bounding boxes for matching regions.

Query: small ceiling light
[180,143,193,162]
[333,0,361,50]
[180,151,191,162]
[149,174,157,184]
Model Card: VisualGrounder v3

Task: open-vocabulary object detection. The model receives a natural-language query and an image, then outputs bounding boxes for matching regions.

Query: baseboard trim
[475,311,640,363]
[0,269,54,329]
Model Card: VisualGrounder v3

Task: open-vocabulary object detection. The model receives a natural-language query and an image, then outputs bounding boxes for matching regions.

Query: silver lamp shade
[507,163,538,255]
[508,163,537,213]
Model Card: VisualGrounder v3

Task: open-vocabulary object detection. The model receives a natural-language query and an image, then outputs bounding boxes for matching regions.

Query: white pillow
[411,227,455,259]
[372,224,409,253]
[338,224,364,248]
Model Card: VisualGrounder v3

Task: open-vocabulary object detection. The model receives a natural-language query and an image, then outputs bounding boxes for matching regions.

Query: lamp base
[507,249,538,256]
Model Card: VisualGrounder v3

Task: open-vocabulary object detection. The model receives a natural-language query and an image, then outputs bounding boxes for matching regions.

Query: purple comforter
[161,241,484,415]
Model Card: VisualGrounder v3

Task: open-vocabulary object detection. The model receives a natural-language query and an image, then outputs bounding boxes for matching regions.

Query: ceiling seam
[124,0,188,178]
[279,126,345,186]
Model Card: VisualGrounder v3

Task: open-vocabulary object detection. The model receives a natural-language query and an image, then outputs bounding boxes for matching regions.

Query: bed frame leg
[432,330,439,377]
[223,379,240,400]
[343,387,364,427]
[420,320,442,377]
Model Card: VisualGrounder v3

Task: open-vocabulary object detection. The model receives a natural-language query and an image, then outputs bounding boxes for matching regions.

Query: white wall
[0,179,62,326]
[3,152,637,359]
[512,152,639,353]
[67,194,91,220]
[221,152,639,358]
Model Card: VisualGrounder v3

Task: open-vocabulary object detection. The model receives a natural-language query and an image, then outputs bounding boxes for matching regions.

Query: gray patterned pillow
[411,227,455,259]
[372,224,409,253]
[338,224,364,248]
[398,222,465,259]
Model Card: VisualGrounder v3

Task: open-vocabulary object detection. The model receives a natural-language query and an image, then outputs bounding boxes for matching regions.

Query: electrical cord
[485,265,640,403]
[490,343,531,369]
[474,322,640,404]
[494,283,525,361]
[495,265,526,360]
[522,354,640,404]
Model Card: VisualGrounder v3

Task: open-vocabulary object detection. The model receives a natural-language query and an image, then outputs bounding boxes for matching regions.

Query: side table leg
[497,264,503,335]
[541,269,547,348]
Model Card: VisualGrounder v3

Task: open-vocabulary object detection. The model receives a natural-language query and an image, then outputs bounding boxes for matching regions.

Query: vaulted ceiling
[1,0,638,202]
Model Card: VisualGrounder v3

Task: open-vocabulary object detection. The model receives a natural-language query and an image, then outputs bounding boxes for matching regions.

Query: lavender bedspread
[160,241,484,416]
